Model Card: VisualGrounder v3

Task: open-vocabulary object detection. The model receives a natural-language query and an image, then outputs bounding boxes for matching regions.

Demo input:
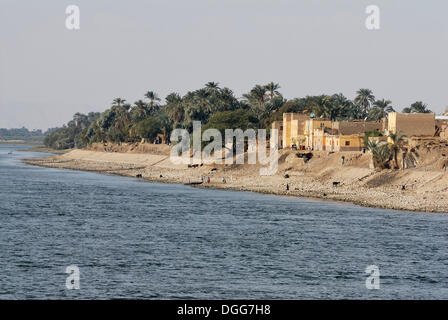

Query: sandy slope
[25,143,448,213]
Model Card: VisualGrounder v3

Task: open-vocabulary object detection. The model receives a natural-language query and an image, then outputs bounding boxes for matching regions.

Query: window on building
[345,141,350,146]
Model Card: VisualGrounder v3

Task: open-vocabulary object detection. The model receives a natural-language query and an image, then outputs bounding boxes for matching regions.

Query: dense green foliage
[366,130,408,170]
[44,83,434,149]
[388,131,408,169]
[202,109,259,136]
[44,112,100,149]
[135,117,163,142]
[366,140,391,169]
[402,101,432,114]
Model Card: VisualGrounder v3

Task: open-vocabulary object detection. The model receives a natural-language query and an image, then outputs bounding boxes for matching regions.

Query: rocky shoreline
[23,148,448,213]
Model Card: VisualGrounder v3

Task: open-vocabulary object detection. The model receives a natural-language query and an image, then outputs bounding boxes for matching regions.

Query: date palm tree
[165,93,184,123]
[388,131,407,169]
[73,112,89,128]
[205,82,220,92]
[318,96,340,121]
[367,140,391,169]
[112,98,126,107]
[131,100,149,122]
[195,89,212,113]
[331,93,355,119]
[144,91,161,112]
[165,92,182,105]
[354,89,375,116]
[265,82,281,100]
[243,85,267,111]
[368,99,394,120]
[374,99,394,112]
[403,101,432,114]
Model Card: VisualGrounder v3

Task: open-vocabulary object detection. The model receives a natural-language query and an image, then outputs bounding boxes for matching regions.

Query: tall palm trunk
[394,148,399,169]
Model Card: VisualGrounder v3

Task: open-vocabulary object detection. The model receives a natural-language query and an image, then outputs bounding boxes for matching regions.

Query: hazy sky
[1,0,447,130]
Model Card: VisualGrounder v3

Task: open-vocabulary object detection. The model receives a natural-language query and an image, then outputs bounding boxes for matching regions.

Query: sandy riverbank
[21,146,69,154]
[24,143,448,213]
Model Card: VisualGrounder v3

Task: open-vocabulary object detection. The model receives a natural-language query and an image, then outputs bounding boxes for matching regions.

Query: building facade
[282,113,309,149]
[273,111,438,153]
[303,119,332,149]
[312,129,365,152]
[334,120,383,135]
[271,121,283,148]
[388,112,435,136]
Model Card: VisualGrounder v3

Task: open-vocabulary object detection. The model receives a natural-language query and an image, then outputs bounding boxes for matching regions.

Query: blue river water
[0,144,447,299]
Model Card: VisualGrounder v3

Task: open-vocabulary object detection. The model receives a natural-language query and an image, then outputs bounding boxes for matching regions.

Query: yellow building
[312,128,366,152]
[280,113,385,151]
[304,119,332,149]
[335,134,365,151]
[312,128,327,151]
[282,113,309,148]
[271,121,283,148]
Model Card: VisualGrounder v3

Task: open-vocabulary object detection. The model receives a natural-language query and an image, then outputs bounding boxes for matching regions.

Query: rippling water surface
[0,144,447,299]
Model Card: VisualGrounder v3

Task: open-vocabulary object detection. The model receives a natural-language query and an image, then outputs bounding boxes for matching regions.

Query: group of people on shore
[201,176,211,183]
[199,175,234,184]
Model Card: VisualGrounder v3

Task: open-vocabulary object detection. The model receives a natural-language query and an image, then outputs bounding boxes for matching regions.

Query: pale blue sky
[1,0,447,129]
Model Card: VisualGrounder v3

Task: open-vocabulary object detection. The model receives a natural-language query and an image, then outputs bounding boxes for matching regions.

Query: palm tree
[112,98,126,107]
[314,95,339,121]
[131,100,149,122]
[155,109,172,143]
[388,131,407,169]
[107,100,131,142]
[366,140,391,169]
[331,93,354,119]
[403,101,432,114]
[73,112,89,128]
[165,92,182,105]
[374,99,394,112]
[195,89,212,112]
[144,91,161,111]
[368,99,394,120]
[402,107,412,113]
[205,82,220,92]
[354,89,375,116]
[167,103,184,123]
[111,98,130,126]
[411,101,431,113]
[264,82,281,100]
[219,87,234,97]
[243,85,267,111]
[317,95,343,134]
[165,93,184,124]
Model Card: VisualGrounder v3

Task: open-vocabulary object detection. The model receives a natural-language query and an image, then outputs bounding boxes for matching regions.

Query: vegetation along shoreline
[14,82,448,214]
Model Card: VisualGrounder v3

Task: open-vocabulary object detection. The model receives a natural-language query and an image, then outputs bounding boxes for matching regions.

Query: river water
[0,144,447,299]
